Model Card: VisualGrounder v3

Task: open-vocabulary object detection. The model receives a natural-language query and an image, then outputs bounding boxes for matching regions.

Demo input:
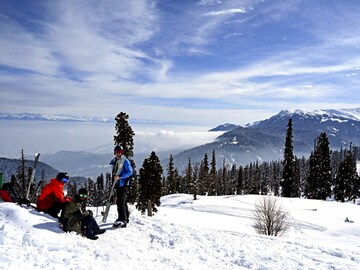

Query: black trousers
[43,201,68,220]
[81,215,101,237]
[116,186,129,223]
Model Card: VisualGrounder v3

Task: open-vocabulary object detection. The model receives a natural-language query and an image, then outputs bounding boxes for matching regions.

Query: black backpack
[124,157,136,186]
[129,158,136,184]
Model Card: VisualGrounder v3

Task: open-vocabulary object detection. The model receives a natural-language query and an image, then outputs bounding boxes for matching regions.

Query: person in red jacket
[37,172,72,220]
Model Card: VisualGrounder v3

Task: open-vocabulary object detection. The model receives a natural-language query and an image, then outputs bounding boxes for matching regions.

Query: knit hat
[78,188,88,195]
[114,145,123,154]
[78,188,88,199]
[56,172,69,183]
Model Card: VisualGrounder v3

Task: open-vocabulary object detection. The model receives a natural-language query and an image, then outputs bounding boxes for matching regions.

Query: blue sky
[1,0,360,126]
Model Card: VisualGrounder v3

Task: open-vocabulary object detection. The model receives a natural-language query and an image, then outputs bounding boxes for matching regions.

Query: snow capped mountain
[0,113,192,126]
[249,107,360,128]
[209,123,239,132]
[172,107,360,170]
[0,113,112,123]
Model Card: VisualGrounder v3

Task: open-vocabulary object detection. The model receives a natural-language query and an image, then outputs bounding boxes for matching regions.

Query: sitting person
[63,188,106,240]
[0,178,20,203]
[37,172,72,221]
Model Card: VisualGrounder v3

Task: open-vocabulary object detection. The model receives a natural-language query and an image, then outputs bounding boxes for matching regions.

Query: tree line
[163,119,359,202]
[8,114,360,217]
[86,115,359,215]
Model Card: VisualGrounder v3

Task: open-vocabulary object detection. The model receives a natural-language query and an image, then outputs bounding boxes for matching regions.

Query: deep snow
[1,194,360,270]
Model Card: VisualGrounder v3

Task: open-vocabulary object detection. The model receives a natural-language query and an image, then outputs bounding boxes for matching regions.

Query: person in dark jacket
[0,178,20,202]
[37,172,72,220]
[110,145,133,228]
[63,188,105,240]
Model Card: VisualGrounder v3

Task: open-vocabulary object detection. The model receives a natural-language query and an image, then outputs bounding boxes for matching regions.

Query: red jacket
[37,178,71,211]
[0,190,12,202]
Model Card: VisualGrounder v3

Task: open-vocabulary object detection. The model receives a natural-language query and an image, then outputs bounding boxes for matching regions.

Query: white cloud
[135,129,224,152]
[1,0,360,128]
[204,8,246,16]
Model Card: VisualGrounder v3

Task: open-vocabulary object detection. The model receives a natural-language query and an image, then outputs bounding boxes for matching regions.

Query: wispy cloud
[0,0,359,128]
[204,8,246,16]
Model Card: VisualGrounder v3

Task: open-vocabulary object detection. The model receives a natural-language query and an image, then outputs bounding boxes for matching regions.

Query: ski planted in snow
[101,156,126,223]
[26,153,40,201]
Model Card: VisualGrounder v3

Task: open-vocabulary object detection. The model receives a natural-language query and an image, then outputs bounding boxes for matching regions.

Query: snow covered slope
[1,194,359,269]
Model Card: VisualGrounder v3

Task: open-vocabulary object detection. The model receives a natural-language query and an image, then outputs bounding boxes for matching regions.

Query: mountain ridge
[1,108,359,178]
[171,107,360,172]
[0,112,196,126]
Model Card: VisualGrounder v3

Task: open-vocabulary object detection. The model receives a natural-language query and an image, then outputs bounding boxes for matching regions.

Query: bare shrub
[252,196,289,236]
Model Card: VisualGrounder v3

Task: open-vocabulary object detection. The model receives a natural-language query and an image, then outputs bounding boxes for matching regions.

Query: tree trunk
[147,199,152,216]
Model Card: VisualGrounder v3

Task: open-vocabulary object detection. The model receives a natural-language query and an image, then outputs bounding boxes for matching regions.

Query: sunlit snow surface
[1,194,359,270]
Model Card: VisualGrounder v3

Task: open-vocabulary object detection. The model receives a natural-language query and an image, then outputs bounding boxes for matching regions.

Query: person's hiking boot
[113,220,127,228]
[87,235,99,240]
[94,229,106,235]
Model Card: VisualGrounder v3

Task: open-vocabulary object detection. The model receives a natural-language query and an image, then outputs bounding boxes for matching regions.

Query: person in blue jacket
[110,145,133,228]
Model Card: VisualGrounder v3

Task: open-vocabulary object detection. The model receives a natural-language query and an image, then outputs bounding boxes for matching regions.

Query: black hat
[56,172,69,183]
[114,145,123,153]
[78,188,88,195]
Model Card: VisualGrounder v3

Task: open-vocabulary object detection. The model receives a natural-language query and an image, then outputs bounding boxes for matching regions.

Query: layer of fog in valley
[0,120,222,158]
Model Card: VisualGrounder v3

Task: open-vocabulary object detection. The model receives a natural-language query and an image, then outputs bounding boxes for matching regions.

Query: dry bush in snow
[253,196,289,236]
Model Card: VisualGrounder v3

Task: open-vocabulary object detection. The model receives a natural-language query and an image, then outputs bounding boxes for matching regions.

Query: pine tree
[281,118,297,197]
[334,149,358,202]
[229,164,237,195]
[243,164,250,194]
[237,166,244,195]
[247,162,258,194]
[259,162,269,195]
[104,172,115,203]
[218,158,228,195]
[136,151,163,216]
[166,154,176,194]
[191,163,200,200]
[199,153,209,195]
[250,162,260,195]
[209,150,217,196]
[315,132,332,200]
[113,112,137,205]
[93,174,105,208]
[271,161,281,196]
[127,173,138,204]
[298,156,308,196]
[305,133,332,200]
[184,158,193,194]
[113,112,135,157]
[304,150,316,199]
[67,178,77,198]
[17,149,27,198]
[293,157,301,197]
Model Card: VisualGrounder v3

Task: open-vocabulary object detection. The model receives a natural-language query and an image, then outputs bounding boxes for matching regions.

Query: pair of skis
[25,152,123,224]
[101,156,126,223]
[25,153,41,201]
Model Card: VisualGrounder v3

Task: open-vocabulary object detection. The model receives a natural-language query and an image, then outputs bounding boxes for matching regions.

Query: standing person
[64,188,106,240]
[110,145,133,228]
[37,172,71,221]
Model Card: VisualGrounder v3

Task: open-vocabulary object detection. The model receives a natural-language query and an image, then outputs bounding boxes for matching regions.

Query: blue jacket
[110,157,133,187]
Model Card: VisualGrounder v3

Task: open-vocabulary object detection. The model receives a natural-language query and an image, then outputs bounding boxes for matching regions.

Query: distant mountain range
[1,108,359,179]
[0,113,112,123]
[0,112,193,126]
[172,108,360,172]
[0,157,59,184]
